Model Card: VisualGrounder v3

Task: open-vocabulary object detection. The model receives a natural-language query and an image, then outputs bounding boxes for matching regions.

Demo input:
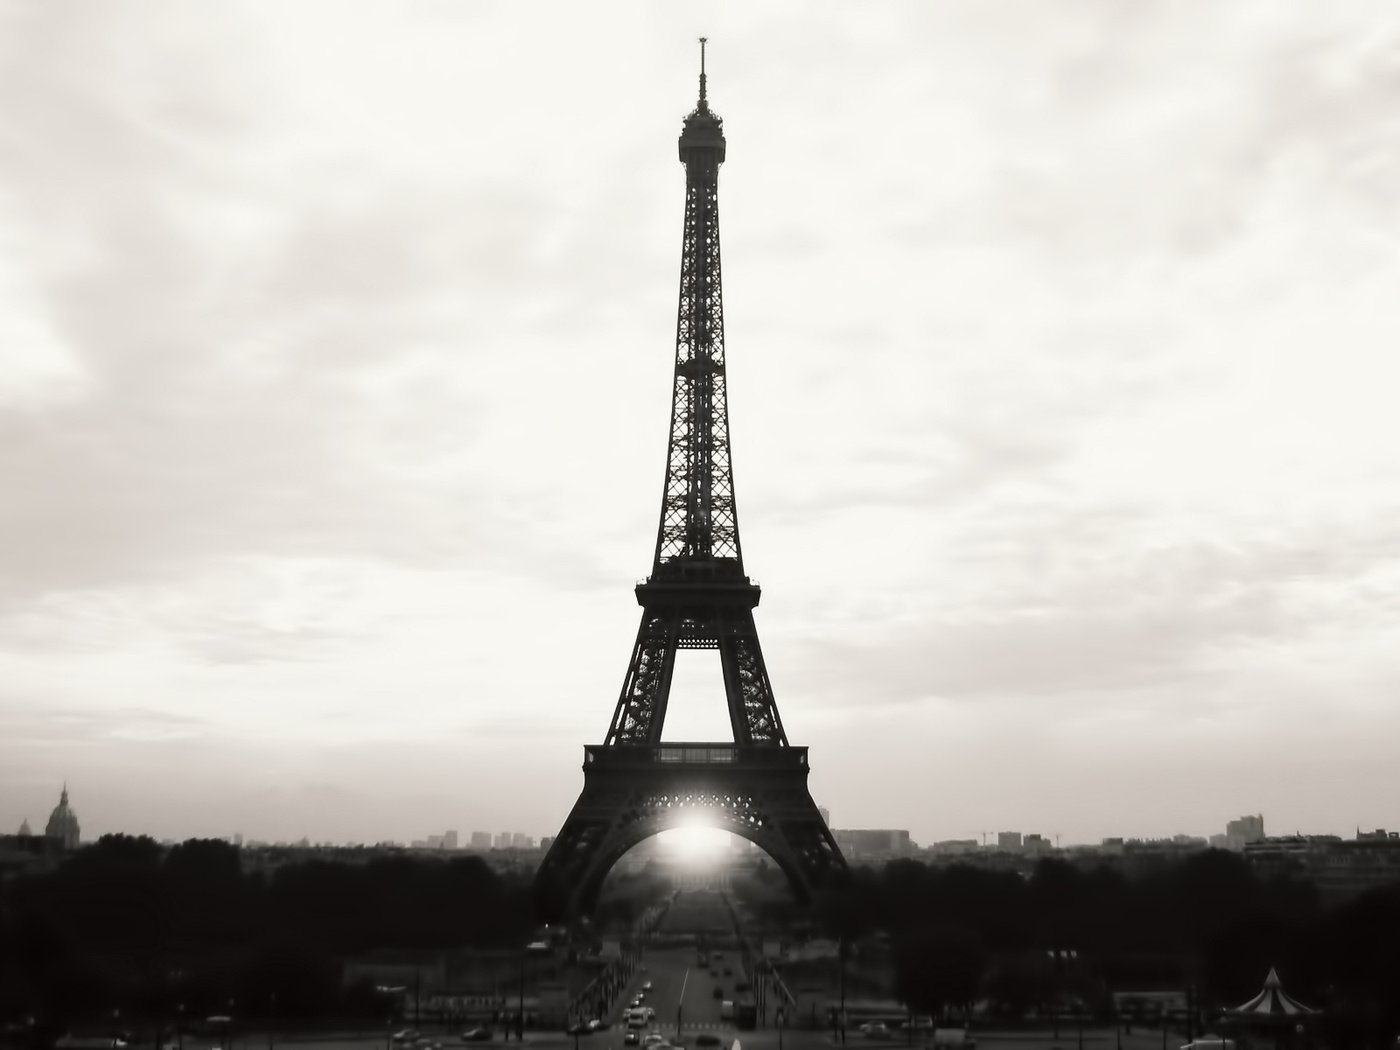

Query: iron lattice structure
[536,44,845,921]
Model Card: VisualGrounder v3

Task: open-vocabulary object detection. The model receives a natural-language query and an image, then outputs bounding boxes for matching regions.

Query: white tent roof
[1229,968,1315,1017]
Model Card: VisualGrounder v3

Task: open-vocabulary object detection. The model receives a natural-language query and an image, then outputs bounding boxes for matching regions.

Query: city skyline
[4,4,1400,848]
[2,782,1339,854]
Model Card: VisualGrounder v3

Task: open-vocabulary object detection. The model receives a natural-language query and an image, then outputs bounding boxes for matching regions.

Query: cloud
[2,3,1400,844]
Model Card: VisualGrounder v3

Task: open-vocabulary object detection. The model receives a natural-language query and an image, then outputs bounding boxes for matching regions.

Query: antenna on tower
[698,36,708,104]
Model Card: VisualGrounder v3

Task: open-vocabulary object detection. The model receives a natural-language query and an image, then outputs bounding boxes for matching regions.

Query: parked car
[624,1035,640,1046]
[392,1033,421,1045]
[461,1030,492,1043]
[859,1023,891,1039]
[641,980,653,991]
[566,1022,592,1037]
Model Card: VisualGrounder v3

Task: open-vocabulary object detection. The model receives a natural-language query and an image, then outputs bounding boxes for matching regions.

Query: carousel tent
[1228,968,1316,1017]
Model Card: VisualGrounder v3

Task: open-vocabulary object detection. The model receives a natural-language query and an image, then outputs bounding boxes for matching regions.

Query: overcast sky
[3,1,1399,849]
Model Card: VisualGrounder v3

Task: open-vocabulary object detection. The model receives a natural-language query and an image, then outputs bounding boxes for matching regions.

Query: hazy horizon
[4,3,1399,850]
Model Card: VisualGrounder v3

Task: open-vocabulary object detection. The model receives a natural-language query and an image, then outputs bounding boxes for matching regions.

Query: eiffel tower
[535,41,846,921]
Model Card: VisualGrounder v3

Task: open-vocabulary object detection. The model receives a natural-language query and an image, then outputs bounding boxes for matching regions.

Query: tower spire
[698,36,708,106]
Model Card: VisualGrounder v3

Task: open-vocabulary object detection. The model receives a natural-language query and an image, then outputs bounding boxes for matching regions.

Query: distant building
[997,831,1022,851]
[471,831,492,849]
[44,785,80,850]
[818,807,831,827]
[1024,833,1050,853]
[1244,832,1400,903]
[445,830,458,850]
[511,833,532,849]
[539,836,554,851]
[1225,814,1265,851]
[494,832,511,848]
[17,818,31,837]
[929,839,979,856]
[833,829,912,859]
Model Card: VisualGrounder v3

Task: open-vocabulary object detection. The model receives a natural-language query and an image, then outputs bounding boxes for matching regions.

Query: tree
[893,925,987,1020]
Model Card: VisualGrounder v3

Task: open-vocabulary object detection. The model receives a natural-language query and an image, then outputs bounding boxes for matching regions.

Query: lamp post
[517,951,526,1042]
[838,935,847,1046]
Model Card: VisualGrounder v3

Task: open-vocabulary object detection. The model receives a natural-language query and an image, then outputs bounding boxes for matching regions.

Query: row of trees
[0,835,537,1029]
[775,853,1400,1049]
[6,838,1400,1048]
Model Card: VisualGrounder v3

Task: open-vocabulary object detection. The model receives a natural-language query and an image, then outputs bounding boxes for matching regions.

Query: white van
[627,1009,649,1029]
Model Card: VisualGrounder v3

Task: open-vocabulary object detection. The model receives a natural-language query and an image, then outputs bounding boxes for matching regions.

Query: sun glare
[658,820,732,860]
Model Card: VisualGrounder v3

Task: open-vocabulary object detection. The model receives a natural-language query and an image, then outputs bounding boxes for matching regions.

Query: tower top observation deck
[680,37,725,162]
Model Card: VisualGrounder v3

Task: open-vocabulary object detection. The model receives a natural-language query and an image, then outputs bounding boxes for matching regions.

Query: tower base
[535,743,844,921]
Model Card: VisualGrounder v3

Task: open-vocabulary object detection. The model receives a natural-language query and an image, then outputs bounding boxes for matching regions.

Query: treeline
[0,835,535,1030]
[783,853,1398,1048]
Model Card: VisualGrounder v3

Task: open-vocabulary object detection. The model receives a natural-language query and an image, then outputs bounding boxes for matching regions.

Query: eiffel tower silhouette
[535,41,845,921]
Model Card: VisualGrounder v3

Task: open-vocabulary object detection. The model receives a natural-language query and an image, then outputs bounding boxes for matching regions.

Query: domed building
[45,784,80,850]
[17,818,32,836]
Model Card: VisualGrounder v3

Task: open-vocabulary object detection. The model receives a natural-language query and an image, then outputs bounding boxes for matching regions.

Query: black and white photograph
[2,4,1398,1050]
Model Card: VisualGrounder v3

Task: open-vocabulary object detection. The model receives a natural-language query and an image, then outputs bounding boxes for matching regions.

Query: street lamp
[517,951,525,1042]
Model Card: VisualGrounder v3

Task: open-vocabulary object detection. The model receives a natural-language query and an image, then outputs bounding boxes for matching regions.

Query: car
[588,1021,609,1033]
[393,1034,421,1045]
[624,1035,640,1047]
[631,998,643,1008]
[642,1035,667,1047]
[566,1023,592,1037]
[859,1023,891,1039]
[646,1008,655,1020]
[641,981,653,991]
[712,987,723,999]
[696,1037,722,1048]
[461,1030,492,1043]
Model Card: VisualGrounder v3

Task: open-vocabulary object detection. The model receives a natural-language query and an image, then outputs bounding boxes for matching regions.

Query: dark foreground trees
[799,853,1400,1047]
[0,836,535,1034]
